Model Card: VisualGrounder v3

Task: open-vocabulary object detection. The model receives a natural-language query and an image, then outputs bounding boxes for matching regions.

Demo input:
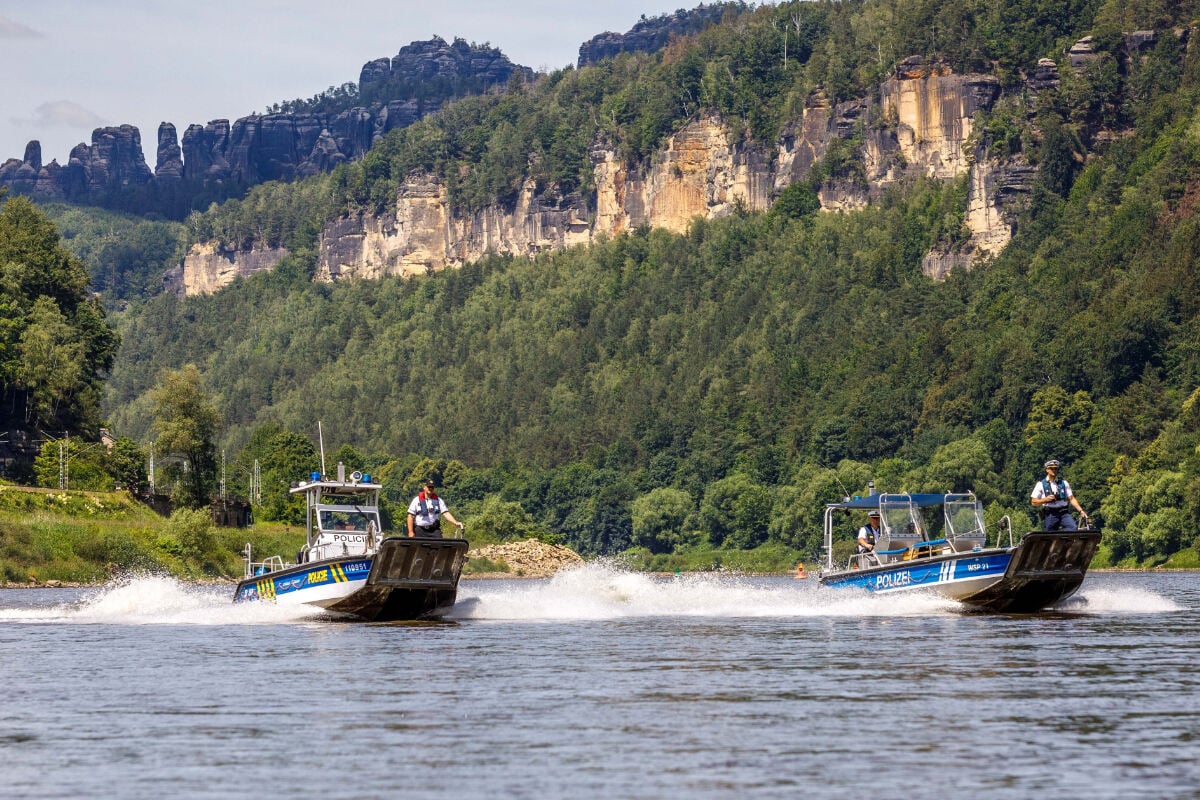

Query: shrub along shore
[2,485,1196,587]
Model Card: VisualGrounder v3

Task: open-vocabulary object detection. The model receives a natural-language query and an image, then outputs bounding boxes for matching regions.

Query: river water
[0,568,1196,799]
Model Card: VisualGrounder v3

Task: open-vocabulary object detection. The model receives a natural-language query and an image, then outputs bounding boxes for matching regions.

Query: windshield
[319,510,378,532]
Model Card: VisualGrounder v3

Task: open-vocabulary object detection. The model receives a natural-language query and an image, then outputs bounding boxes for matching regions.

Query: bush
[166,508,215,559]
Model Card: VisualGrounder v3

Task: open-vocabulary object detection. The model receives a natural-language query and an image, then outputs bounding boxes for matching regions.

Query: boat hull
[819,530,1101,612]
[956,530,1101,612]
[233,537,468,621]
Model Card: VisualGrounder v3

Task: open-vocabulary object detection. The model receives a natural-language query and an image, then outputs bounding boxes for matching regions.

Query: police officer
[857,510,881,553]
[407,478,465,538]
[1031,459,1089,531]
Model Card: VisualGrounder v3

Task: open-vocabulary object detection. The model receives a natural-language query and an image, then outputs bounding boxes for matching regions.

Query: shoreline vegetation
[3,486,1198,588]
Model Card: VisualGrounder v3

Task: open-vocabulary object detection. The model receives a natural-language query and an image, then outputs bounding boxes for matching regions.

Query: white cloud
[12,100,107,131]
[0,15,42,38]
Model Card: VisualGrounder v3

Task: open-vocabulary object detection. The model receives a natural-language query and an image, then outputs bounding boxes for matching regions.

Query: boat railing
[995,516,1015,549]
[242,543,287,578]
[848,552,879,570]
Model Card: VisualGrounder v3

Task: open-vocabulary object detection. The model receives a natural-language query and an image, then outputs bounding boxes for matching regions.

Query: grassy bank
[5,486,1197,583]
[0,485,304,584]
[1090,543,1200,570]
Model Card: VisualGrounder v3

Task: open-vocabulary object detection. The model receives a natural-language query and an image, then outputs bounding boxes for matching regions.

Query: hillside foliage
[0,195,120,458]
[14,0,1200,567]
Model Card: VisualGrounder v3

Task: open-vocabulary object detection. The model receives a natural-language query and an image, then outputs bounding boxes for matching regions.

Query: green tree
[32,436,113,491]
[18,297,86,427]
[150,364,221,508]
[470,494,549,542]
[699,473,773,549]
[257,430,319,523]
[104,436,148,493]
[631,487,696,554]
[0,196,118,440]
[1023,386,1095,464]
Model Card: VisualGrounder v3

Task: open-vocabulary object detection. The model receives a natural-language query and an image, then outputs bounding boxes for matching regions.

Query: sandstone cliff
[178,60,1028,294]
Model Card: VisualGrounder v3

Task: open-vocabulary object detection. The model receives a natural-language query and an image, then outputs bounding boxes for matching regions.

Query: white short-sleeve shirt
[408,493,448,527]
[1031,478,1073,500]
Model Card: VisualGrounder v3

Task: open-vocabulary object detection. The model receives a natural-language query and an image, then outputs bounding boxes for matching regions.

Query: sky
[1,0,700,165]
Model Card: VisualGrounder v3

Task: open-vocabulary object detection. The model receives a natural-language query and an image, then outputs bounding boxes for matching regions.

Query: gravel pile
[467,539,583,577]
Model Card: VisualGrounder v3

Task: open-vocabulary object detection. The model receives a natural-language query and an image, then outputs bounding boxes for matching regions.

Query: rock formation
[171,242,290,296]
[155,123,184,181]
[178,63,1030,293]
[1,38,529,206]
[578,4,740,66]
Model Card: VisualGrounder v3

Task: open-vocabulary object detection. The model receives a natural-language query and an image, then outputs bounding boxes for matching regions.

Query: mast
[318,421,327,478]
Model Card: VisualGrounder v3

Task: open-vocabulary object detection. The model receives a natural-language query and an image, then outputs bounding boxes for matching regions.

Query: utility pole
[252,459,261,506]
[148,441,156,495]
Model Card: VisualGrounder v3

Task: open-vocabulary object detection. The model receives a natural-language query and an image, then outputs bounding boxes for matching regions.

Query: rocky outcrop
[361,36,532,95]
[578,4,740,66]
[1,126,153,201]
[316,177,593,281]
[1,38,528,205]
[156,123,183,181]
[877,59,1000,181]
[179,64,1025,294]
[176,242,289,295]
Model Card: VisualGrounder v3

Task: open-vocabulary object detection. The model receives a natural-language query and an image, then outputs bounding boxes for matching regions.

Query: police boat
[818,491,1100,612]
[233,464,468,620]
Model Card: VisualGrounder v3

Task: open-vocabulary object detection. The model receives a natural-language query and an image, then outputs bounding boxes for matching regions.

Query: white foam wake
[0,565,1179,624]
[0,574,324,625]
[451,562,960,620]
[1056,584,1181,613]
[452,563,1184,620]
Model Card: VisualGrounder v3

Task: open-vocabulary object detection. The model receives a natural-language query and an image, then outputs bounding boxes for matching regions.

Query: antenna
[318,421,327,478]
[833,472,851,501]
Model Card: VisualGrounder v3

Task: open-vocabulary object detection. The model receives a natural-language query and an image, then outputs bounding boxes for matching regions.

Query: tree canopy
[0,195,119,448]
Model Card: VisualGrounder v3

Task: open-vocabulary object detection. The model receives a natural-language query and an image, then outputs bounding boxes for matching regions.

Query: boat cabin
[823,492,1004,572]
[291,465,384,563]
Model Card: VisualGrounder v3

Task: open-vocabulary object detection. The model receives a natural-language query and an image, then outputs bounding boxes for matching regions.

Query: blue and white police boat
[233,465,468,620]
[818,491,1100,612]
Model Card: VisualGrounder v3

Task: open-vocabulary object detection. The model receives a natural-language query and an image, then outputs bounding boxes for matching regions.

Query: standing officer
[407,478,465,537]
[1031,459,1089,531]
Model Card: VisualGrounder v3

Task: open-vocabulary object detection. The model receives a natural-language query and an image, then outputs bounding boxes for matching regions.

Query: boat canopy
[826,493,949,511]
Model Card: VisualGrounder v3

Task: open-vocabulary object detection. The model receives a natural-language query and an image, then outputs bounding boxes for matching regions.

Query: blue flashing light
[362,473,371,483]
[310,471,321,481]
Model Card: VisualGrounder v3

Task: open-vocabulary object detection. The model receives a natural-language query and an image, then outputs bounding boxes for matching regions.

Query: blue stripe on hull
[822,552,1011,593]
[234,558,372,603]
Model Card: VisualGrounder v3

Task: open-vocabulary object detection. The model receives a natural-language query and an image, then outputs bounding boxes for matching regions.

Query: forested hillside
[17,0,1200,567]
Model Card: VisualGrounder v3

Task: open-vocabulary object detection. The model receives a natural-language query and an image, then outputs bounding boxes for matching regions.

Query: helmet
[1044,459,1061,468]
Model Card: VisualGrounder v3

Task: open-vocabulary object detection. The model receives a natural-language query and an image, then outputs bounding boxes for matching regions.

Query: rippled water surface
[1,569,1197,799]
